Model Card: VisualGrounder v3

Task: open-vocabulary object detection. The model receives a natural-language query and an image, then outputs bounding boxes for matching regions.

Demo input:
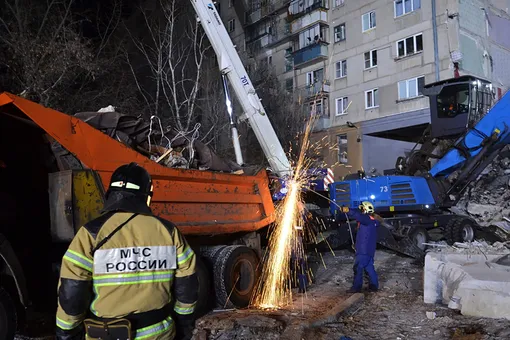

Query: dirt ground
[16,249,510,340]
[192,249,510,340]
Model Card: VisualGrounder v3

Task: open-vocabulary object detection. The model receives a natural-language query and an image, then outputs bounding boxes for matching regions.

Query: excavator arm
[428,83,510,206]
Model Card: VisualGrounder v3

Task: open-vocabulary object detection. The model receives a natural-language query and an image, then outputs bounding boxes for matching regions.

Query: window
[365,88,379,109]
[337,134,348,164]
[334,24,346,42]
[398,76,425,100]
[395,0,421,17]
[306,68,324,85]
[298,24,326,49]
[335,97,349,115]
[364,50,377,69]
[228,19,235,32]
[285,78,294,92]
[362,11,376,32]
[436,83,470,118]
[310,99,325,116]
[335,60,347,78]
[397,33,423,57]
[285,58,293,72]
[334,0,345,7]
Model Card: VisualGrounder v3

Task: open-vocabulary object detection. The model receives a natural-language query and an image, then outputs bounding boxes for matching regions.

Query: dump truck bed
[0,92,276,235]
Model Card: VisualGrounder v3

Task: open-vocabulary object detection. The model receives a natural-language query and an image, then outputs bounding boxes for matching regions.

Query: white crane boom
[190,0,292,177]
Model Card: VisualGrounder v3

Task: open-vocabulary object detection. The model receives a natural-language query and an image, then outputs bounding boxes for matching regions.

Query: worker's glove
[340,206,349,213]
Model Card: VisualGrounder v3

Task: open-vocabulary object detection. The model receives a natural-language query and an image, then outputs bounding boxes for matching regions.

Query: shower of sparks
[252,92,356,310]
[252,112,316,309]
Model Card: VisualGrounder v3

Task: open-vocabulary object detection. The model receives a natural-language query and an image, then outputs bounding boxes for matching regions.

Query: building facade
[216,0,510,179]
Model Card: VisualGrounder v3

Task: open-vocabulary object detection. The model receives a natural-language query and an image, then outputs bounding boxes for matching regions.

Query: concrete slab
[424,242,510,320]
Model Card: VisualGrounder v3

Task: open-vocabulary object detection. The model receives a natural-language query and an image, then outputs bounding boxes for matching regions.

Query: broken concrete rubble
[424,241,510,320]
[456,153,510,226]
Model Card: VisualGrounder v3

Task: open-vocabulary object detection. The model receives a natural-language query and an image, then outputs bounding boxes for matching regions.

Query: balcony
[290,8,328,34]
[300,81,331,98]
[312,117,331,132]
[245,0,292,26]
[292,42,328,68]
[287,0,328,21]
[247,34,270,55]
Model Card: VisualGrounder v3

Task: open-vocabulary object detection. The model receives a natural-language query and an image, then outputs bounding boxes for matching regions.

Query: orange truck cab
[0,92,276,336]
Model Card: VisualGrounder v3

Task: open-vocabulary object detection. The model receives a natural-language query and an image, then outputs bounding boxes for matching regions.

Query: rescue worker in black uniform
[56,162,198,340]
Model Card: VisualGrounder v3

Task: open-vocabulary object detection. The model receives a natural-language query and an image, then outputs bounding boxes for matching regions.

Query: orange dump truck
[0,92,276,335]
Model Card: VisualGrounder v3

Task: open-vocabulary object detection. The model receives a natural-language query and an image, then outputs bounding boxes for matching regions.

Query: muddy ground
[16,249,510,340]
[192,249,510,340]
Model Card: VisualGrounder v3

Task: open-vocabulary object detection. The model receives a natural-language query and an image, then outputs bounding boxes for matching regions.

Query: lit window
[362,11,376,32]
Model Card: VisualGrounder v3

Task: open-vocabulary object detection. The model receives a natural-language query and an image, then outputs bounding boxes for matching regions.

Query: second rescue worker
[55,162,198,340]
[341,201,381,293]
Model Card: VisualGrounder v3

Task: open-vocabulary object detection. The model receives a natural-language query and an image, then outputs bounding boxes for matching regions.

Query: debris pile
[71,109,245,174]
[426,240,510,254]
[456,153,510,225]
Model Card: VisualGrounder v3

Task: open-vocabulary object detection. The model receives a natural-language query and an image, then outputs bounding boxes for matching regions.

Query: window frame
[398,76,425,100]
[362,11,376,32]
[334,23,346,42]
[335,97,349,116]
[394,0,421,18]
[396,33,423,58]
[365,88,379,109]
[335,59,347,79]
[309,98,326,116]
[364,50,377,69]
[337,134,348,164]
[228,19,235,32]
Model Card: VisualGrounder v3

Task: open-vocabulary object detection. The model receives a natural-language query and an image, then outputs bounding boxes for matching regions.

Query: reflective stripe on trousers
[84,316,175,340]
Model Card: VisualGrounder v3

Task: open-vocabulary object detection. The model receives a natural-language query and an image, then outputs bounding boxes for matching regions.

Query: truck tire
[0,286,17,340]
[193,256,212,318]
[445,218,476,244]
[213,245,260,309]
[409,226,429,251]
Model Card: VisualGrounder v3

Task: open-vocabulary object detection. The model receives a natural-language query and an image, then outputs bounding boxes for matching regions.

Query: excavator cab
[423,75,494,139]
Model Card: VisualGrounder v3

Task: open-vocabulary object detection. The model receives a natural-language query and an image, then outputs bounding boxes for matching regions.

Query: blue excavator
[314,75,510,258]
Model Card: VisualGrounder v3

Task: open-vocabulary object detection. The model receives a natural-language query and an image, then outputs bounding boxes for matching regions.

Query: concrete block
[424,246,510,320]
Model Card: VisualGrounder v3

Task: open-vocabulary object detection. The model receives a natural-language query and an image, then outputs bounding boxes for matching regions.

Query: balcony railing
[293,43,328,67]
[302,81,331,97]
[288,0,328,21]
[312,117,331,132]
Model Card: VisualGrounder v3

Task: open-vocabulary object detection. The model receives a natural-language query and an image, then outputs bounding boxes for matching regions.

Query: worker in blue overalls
[341,201,381,293]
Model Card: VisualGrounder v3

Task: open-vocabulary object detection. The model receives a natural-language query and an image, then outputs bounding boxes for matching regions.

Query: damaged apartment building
[215,0,510,178]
